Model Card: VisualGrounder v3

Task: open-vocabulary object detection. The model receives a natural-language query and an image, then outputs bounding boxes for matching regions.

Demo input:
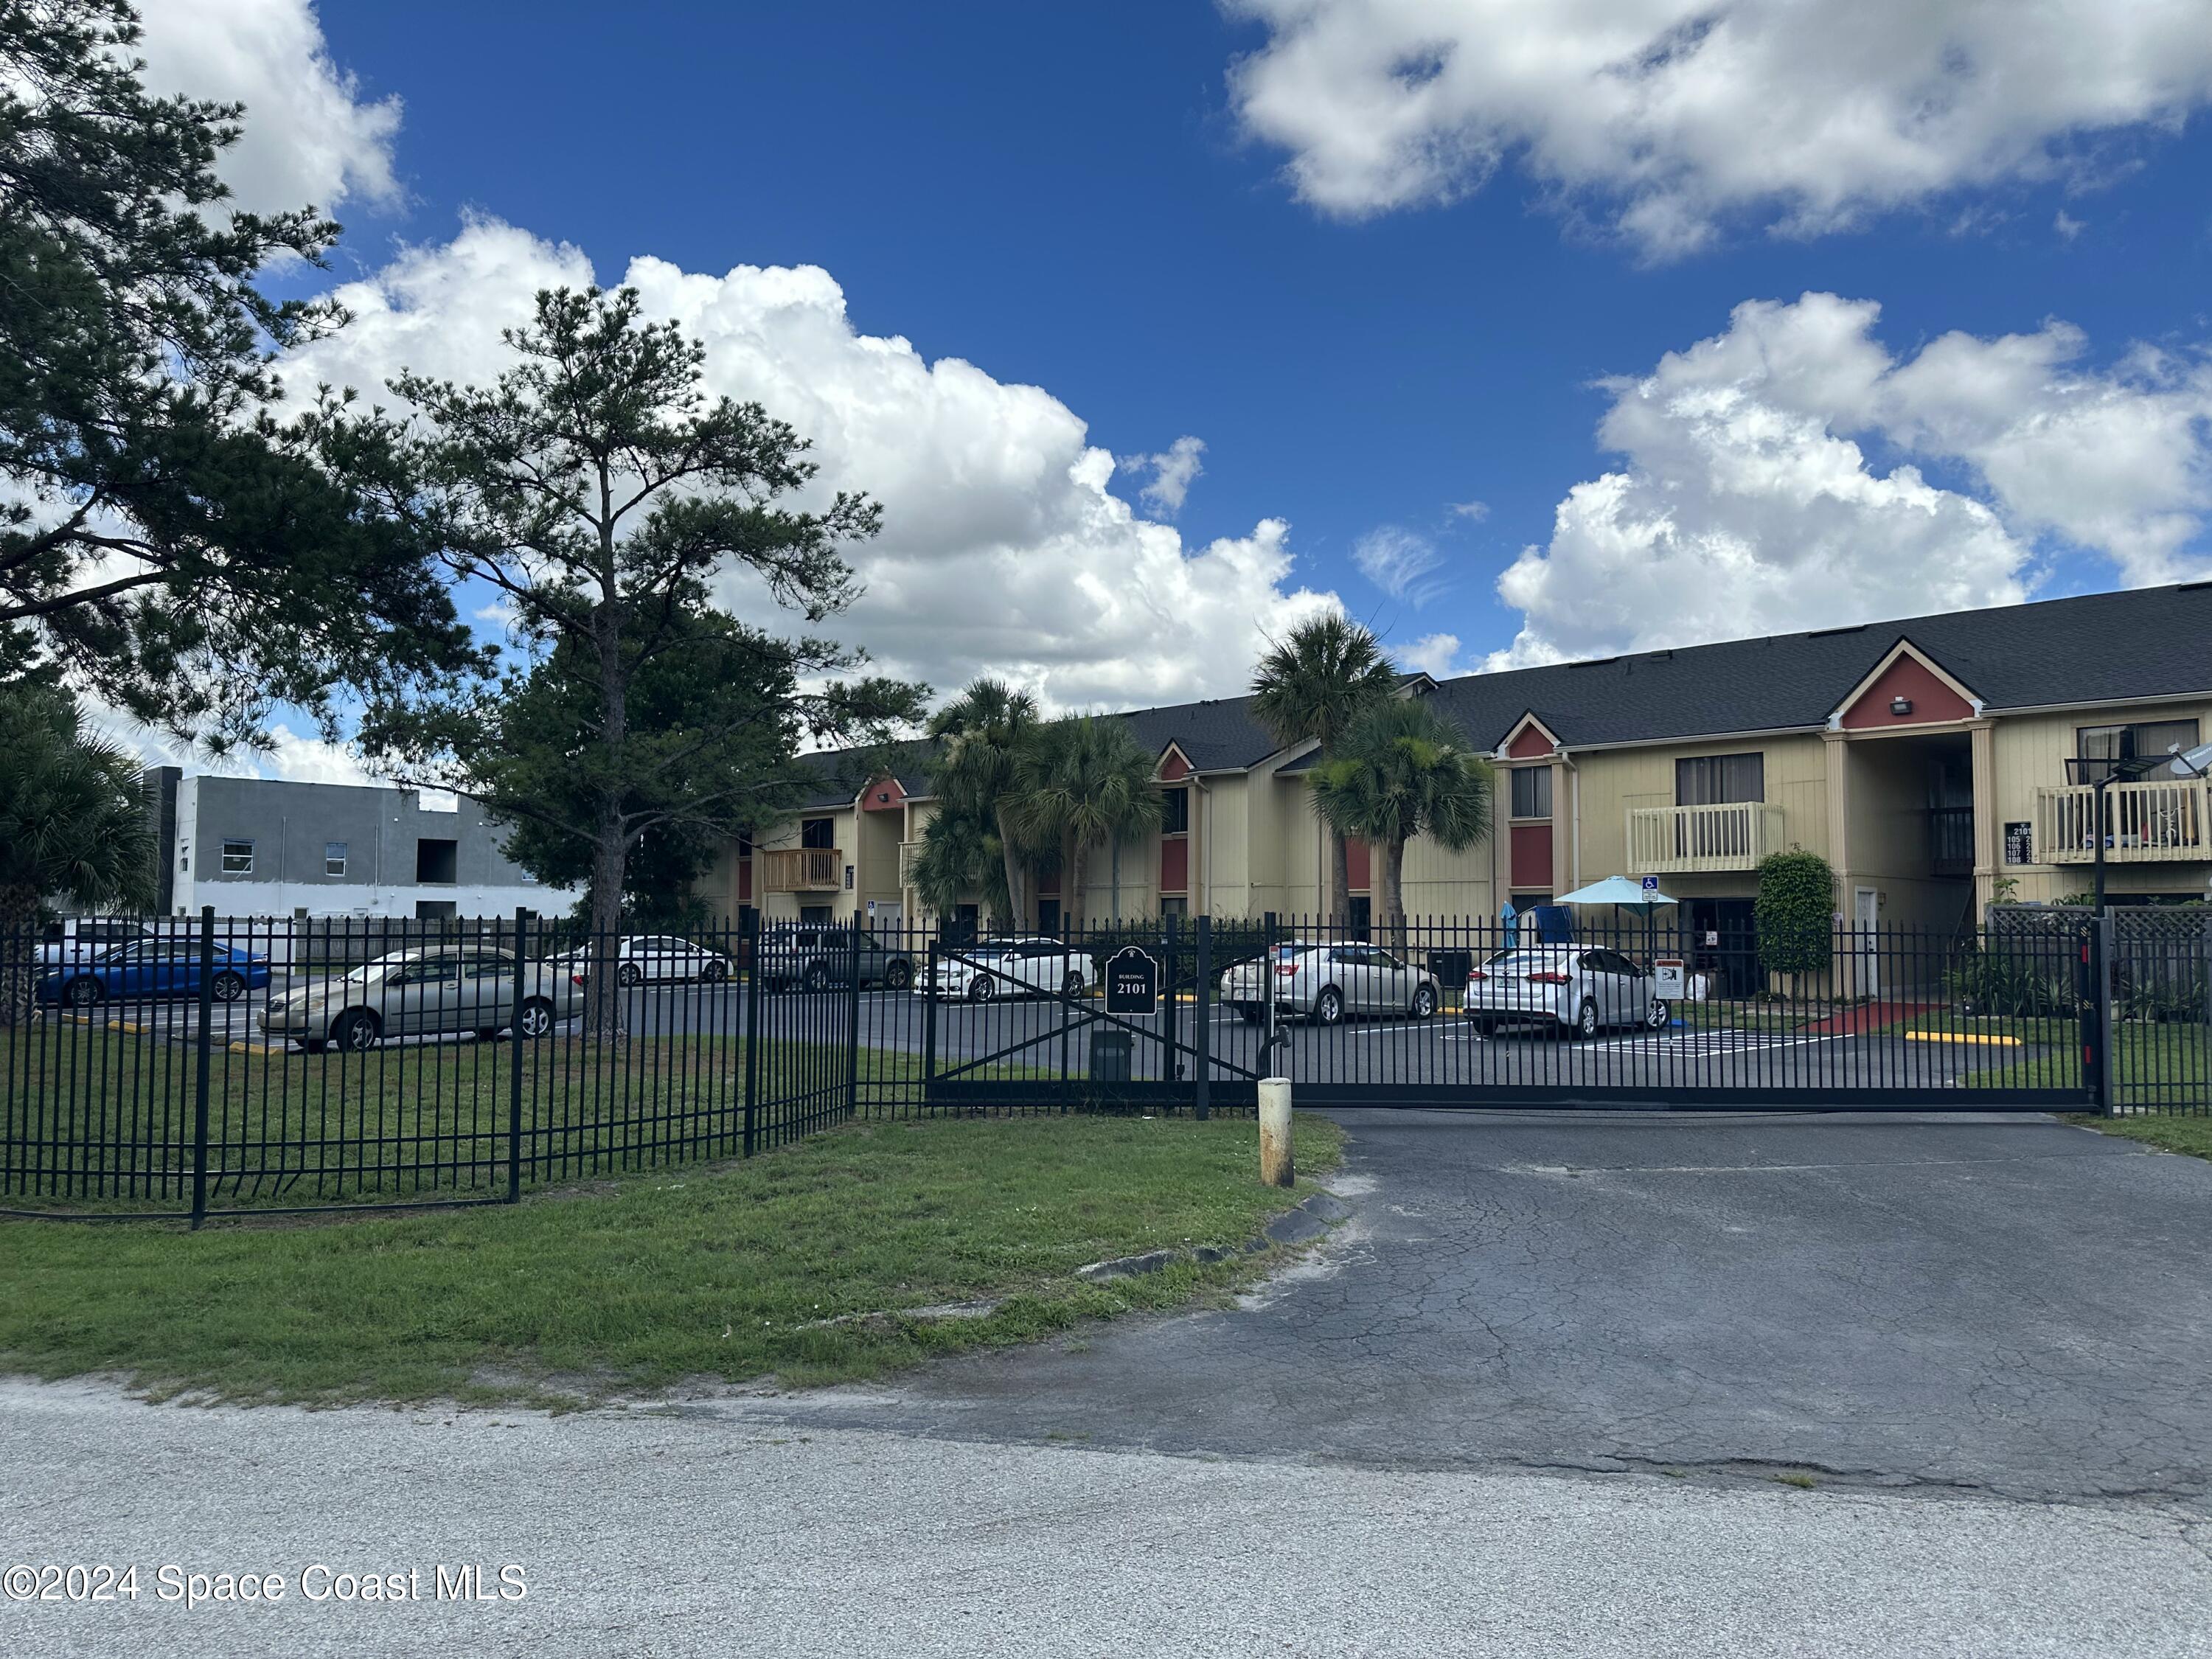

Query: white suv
[922,939,1091,1001]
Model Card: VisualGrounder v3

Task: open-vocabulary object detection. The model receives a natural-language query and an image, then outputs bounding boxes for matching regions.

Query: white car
[551,934,731,987]
[1464,945,1668,1038]
[1220,941,1441,1026]
[923,938,1091,1001]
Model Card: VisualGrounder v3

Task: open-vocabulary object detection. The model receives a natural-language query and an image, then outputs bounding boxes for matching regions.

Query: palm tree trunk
[1381,838,1408,954]
[1067,840,1087,933]
[0,883,38,1028]
[994,806,1024,931]
[1327,826,1349,928]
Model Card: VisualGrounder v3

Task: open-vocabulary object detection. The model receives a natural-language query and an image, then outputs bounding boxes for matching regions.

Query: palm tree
[1249,614,1399,924]
[0,684,156,1023]
[925,678,1040,930]
[1309,697,1492,950]
[908,806,1007,927]
[1005,715,1163,931]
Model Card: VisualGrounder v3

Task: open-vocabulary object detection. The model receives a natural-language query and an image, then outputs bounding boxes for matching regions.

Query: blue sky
[131,0,2212,743]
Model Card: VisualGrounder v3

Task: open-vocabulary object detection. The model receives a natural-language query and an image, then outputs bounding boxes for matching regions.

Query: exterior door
[459,954,512,1027]
[1853,888,1881,996]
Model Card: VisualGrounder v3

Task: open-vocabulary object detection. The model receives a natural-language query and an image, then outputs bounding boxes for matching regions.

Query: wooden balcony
[1627,802,1784,874]
[2034,780,2212,864]
[757,847,844,893]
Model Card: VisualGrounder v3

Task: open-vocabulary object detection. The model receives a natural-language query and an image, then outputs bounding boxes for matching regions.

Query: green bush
[1945,946,2079,1018]
[1754,847,1834,981]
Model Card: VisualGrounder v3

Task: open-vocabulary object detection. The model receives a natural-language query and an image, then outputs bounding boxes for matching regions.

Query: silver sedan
[1220,942,1441,1026]
[1463,946,1669,1038]
[260,947,583,1052]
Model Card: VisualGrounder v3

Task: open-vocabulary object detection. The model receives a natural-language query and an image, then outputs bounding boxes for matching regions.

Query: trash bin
[1089,1029,1133,1082]
[1427,949,1473,990]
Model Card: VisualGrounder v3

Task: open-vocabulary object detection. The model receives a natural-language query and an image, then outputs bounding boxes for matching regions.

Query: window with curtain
[2076,720,2199,765]
[1675,753,1765,806]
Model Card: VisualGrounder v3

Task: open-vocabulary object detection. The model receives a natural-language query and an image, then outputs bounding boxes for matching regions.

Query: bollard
[1258,1077,1293,1188]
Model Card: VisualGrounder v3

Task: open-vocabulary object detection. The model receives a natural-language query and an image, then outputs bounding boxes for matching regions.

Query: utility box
[1089,1029,1133,1082]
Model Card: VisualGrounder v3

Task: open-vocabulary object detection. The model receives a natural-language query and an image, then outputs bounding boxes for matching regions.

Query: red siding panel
[1840,655,1975,728]
[1509,824,1554,890]
[737,858,752,903]
[1158,749,1192,781]
[1507,726,1555,759]
[1159,836,1189,894]
[1345,838,1371,892]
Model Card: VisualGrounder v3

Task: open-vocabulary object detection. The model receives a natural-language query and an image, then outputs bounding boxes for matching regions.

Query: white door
[1853,888,1880,996]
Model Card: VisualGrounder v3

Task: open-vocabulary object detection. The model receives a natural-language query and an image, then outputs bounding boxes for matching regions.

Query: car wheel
[1237,1002,1263,1026]
[1410,983,1438,1020]
[1467,1016,1495,1037]
[517,997,555,1039]
[330,1009,380,1051]
[616,962,644,988]
[1643,998,1669,1031]
[885,959,914,991]
[698,960,728,984]
[210,970,246,1003]
[805,961,832,994]
[1062,968,1085,996]
[967,973,997,1003]
[1314,987,1343,1026]
[64,976,105,1008]
[1575,998,1601,1040]
[473,1026,500,1043]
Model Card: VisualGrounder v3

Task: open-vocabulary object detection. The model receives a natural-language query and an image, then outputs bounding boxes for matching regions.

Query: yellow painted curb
[1905,1030,2023,1048]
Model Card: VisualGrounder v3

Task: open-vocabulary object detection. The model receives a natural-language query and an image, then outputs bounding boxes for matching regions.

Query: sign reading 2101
[1103,947,1158,1016]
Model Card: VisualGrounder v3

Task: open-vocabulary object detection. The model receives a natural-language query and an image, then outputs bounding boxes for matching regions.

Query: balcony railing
[1927,806,1975,876]
[2034,779,2212,864]
[899,840,923,888]
[1627,801,1784,874]
[757,847,843,893]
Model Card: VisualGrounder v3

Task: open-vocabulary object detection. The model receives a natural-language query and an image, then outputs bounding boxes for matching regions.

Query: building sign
[1104,946,1158,1016]
[1652,959,1686,1000]
[2003,821,2032,866]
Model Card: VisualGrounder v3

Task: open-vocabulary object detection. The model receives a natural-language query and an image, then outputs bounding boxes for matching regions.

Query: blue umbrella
[1556,875,1678,959]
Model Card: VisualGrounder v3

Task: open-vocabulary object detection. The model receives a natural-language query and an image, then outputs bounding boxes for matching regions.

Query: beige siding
[1573,734,1832,887]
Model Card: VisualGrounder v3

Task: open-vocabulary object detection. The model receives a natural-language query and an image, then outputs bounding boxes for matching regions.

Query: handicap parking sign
[1641,875,1660,891]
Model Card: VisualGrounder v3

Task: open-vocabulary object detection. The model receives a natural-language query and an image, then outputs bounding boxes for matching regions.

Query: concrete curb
[1076,1188,1352,1283]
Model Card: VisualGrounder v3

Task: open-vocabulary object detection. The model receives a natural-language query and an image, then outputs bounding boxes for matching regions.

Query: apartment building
[145,769,573,920]
[703,584,2212,949]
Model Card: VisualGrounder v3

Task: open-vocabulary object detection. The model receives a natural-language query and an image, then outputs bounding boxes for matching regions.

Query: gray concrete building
[145,768,576,921]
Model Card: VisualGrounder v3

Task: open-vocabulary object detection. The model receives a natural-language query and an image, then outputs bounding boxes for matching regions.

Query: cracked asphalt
[757,1109,2212,1506]
[7,1108,2212,1656]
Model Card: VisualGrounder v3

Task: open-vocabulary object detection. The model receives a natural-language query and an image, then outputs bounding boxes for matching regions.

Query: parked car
[1219,941,1441,1026]
[38,940,271,1008]
[258,947,582,1052]
[549,934,730,987]
[38,917,154,970]
[922,938,1090,1001]
[1463,946,1668,1038]
[758,926,916,992]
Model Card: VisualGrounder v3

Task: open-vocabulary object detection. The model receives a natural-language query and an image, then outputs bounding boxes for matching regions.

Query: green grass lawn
[2067,1111,2212,1160]
[0,1111,1344,1407]
[0,1025,1062,1211]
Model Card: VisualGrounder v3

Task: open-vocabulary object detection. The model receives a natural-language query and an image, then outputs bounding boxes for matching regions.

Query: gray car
[259,946,582,1052]
[756,926,916,992]
[1219,941,1441,1026]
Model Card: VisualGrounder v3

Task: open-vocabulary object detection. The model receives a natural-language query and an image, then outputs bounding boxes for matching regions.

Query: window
[801,818,835,849]
[324,841,348,877]
[1509,766,1552,820]
[799,904,834,925]
[2077,720,2199,769]
[1676,753,1765,806]
[414,900,457,922]
[220,838,254,874]
[1160,895,1188,918]
[1160,787,1189,835]
[415,838,458,883]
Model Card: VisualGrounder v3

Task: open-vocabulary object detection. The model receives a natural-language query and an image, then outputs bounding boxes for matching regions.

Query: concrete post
[1258,1077,1293,1188]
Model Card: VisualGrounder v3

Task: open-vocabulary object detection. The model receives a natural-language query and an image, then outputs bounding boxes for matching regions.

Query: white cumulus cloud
[279,219,1340,712]
[1120,435,1207,518]
[1224,0,2212,254]
[1394,631,1464,678]
[135,0,403,215]
[1489,292,2212,667]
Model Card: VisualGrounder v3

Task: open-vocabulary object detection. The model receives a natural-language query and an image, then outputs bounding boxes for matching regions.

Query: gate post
[189,904,214,1228]
[845,910,864,1119]
[921,936,939,1110]
[1193,915,1211,1121]
[2080,911,2112,1116]
[741,908,762,1155]
[1164,911,1182,1082]
[508,907,526,1202]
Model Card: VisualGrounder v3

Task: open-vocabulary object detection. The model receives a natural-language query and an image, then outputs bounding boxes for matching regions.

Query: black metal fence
[2,905,2202,1221]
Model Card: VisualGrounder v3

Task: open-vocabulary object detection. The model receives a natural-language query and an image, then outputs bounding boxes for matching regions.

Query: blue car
[39,941,273,1009]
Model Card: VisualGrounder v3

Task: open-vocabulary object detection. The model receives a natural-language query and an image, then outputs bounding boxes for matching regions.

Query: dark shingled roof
[793,583,2212,798]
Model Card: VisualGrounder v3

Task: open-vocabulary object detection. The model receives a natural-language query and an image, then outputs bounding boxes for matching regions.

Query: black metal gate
[900,911,2104,1116]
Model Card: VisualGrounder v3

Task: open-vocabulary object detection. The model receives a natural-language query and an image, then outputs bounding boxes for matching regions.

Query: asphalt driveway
[759,1109,2212,1506]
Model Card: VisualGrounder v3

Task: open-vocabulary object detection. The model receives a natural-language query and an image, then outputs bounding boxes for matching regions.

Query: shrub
[1755,848,1834,982]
